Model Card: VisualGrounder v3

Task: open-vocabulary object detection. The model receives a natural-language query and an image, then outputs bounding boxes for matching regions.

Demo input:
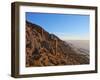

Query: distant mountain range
[26,21,89,67]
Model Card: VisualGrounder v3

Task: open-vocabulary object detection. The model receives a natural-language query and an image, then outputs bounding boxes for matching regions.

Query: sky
[26,12,90,40]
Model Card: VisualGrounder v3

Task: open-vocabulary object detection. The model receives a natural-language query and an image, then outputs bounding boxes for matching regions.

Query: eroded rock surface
[26,21,89,67]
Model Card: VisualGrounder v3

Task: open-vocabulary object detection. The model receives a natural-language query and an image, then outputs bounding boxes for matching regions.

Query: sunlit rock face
[26,21,89,67]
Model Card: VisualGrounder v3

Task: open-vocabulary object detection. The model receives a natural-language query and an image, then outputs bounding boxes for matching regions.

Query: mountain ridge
[26,21,89,67]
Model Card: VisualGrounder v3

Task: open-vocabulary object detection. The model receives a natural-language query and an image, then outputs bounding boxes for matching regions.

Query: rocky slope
[26,21,89,67]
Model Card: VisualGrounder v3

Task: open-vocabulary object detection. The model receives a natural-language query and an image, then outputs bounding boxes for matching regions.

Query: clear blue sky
[26,12,90,40]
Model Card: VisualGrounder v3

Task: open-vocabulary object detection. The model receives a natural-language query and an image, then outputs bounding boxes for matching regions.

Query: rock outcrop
[26,21,89,67]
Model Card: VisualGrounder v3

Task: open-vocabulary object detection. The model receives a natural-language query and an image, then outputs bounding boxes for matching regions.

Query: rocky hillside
[26,21,89,67]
